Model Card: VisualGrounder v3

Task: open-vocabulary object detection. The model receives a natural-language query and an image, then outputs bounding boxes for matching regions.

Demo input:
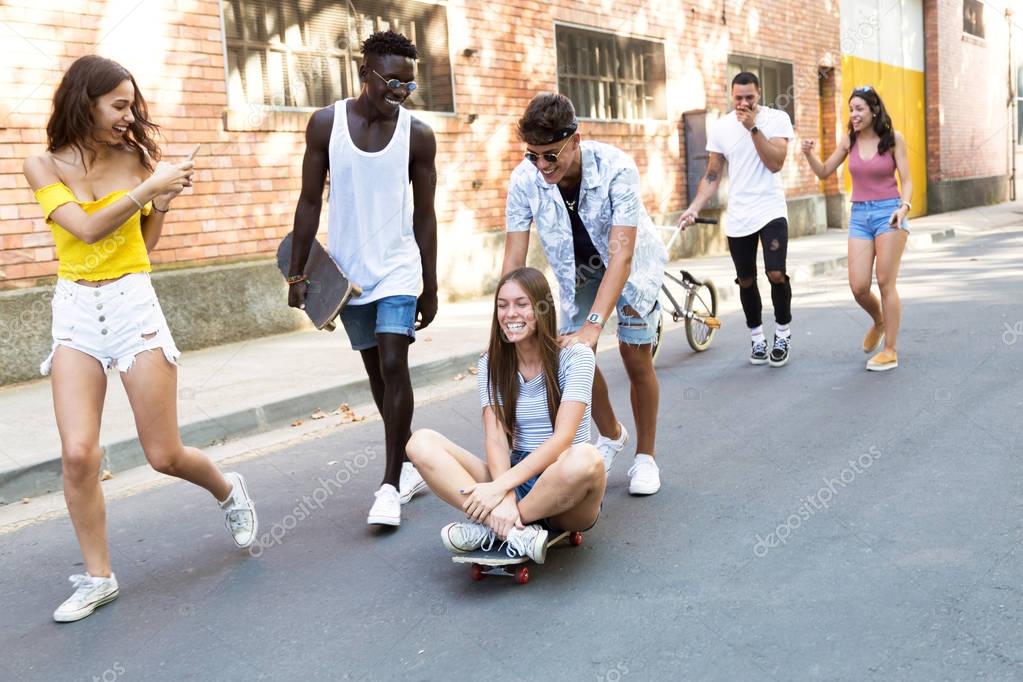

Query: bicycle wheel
[651,309,665,363]
[685,279,719,352]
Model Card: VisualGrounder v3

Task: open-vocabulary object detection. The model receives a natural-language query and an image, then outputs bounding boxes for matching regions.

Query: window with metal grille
[555,25,666,121]
[221,0,454,112]
[727,55,795,124]
[963,0,984,39]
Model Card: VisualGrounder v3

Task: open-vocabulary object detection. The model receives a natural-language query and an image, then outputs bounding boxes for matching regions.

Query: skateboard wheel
[569,531,583,546]
[470,564,484,581]
[515,566,529,584]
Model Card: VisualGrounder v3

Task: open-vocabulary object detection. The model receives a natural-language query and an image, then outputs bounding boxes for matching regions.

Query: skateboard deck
[451,530,583,584]
[277,232,361,331]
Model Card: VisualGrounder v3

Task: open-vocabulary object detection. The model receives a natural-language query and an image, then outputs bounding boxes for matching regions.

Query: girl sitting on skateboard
[406,267,606,563]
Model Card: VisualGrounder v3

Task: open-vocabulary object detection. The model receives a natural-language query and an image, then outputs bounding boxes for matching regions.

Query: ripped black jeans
[727,217,792,329]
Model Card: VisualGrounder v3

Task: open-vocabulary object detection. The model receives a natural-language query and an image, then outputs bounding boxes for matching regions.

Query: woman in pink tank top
[801,86,913,372]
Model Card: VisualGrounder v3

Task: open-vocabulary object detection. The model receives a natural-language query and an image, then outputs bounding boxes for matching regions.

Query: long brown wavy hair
[848,86,895,156]
[46,55,161,171]
[486,267,562,445]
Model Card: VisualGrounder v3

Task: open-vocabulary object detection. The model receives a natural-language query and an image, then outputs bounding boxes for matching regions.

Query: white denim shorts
[41,273,180,375]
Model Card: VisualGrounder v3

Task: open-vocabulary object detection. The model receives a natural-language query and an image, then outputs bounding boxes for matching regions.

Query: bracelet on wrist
[286,274,307,285]
[152,203,170,213]
[125,191,144,210]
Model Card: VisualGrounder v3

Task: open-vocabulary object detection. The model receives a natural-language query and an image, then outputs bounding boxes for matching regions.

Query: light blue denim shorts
[566,267,660,345]
[849,198,909,240]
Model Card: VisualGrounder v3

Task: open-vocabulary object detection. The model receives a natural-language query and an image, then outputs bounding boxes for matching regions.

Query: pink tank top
[848,140,899,202]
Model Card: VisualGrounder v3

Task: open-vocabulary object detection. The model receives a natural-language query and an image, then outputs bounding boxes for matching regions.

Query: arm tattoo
[705,170,719,183]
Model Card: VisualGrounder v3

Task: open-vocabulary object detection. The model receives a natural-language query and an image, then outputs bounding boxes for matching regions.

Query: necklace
[565,199,577,211]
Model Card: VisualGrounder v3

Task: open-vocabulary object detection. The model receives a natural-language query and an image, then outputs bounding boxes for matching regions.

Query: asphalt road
[2,226,1021,681]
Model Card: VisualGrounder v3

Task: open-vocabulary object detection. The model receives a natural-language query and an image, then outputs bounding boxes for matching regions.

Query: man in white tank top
[287,31,439,528]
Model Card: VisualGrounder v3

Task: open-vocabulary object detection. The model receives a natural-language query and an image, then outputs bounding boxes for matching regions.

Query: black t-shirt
[558,181,601,271]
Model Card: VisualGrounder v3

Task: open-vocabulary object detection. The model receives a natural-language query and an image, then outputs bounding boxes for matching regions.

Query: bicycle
[651,218,721,361]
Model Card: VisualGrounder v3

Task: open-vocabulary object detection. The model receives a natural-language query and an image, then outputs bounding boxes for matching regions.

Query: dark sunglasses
[852,85,874,94]
[524,137,574,166]
[373,70,417,92]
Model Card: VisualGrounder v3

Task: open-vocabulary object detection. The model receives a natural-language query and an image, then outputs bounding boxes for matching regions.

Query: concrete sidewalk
[1,201,1019,504]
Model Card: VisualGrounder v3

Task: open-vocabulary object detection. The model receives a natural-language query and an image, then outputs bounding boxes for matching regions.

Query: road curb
[0,226,962,504]
[0,351,483,505]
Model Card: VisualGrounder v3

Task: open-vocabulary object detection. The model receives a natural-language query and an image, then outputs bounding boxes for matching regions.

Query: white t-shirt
[706,107,794,238]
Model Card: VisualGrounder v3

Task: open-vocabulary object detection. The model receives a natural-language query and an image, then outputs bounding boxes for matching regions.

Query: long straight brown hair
[46,55,161,171]
[486,267,562,445]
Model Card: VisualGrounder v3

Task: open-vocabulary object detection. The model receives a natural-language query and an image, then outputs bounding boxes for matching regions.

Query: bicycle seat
[679,270,703,286]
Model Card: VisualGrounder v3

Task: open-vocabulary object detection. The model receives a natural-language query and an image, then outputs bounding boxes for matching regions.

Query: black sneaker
[750,339,768,365]
[769,334,790,367]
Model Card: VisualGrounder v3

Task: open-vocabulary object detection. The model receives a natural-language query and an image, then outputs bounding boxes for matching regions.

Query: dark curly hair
[848,87,896,156]
[361,30,418,60]
[46,55,160,171]
[517,93,577,145]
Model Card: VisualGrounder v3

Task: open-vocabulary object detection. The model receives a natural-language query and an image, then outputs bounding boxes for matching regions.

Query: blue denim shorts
[510,449,540,501]
[567,267,660,345]
[338,295,417,351]
[849,198,909,241]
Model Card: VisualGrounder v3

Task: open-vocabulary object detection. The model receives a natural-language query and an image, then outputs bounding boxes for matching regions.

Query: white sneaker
[53,573,119,623]
[501,524,549,563]
[628,454,661,495]
[367,484,401,526]
[441,521,495,553]
[220,472,258,548]
[398,462,427,505]
[595,422,629,472]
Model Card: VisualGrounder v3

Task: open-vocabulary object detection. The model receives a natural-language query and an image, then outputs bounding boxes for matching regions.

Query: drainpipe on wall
[1008,8,1017,201]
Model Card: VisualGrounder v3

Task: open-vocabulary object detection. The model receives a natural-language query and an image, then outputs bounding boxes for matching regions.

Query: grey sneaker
[750,339,769,365]
[220,472,258,548]
[501,524,549,563]
[769,334,790,368]
[53,573,119,623]
[441,521,495,553]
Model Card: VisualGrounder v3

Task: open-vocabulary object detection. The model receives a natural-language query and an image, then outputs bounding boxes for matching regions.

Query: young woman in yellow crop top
[22,56,259,623]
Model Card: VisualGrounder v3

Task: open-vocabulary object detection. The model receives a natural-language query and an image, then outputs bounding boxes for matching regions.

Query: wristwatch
[585,312,606,329]
[750,126,760,136]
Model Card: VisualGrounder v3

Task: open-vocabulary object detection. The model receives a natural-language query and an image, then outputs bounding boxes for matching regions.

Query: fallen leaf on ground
[326,460,338,466]
[291,419,304,427]
[311,409,328,420]
[21,498,30,504]
[467,366,477,375]
[100,470,113,481]
[453,374,465,381]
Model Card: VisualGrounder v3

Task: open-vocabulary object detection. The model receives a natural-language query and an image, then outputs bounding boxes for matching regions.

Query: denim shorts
[41,273,180,375]
[567,267,660,345]
[338,295,417,351]
[849,198,910,240]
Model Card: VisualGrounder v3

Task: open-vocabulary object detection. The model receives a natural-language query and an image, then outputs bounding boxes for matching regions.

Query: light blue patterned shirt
[505,141,668,328]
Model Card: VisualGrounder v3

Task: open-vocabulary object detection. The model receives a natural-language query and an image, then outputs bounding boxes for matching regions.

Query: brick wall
[924,0,1011,183]
[0,0,840,291]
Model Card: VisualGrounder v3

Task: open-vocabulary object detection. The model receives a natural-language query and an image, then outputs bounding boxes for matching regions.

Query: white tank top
[327,99,422,304]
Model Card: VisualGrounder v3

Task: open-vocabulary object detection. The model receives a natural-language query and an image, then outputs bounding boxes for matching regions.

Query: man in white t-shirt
[680,71,795,367]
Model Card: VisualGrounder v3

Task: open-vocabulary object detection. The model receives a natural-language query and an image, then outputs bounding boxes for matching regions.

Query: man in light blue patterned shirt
[502,93,668,496]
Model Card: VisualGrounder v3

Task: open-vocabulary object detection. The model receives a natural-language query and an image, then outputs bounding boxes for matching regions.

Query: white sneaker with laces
[367,484,401,526]
[595,422,629,473]
[628,454,661,495]
[398,462,427,505]
[53,573,119,623]
[220,472,258,548]
[501,524,549,563]
[441,521,495,553]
